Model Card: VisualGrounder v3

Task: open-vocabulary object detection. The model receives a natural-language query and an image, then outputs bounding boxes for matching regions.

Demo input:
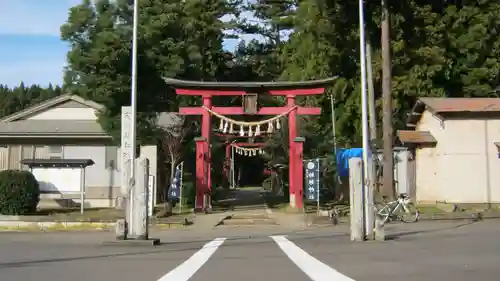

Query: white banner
[148,175,154,217]
[121,106,133,195]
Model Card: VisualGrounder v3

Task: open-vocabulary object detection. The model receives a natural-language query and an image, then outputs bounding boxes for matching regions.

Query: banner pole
[316,158,320,215]
[179,162,184,214]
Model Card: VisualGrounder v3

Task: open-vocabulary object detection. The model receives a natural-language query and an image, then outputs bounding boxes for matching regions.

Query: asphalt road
[0,220,499,281]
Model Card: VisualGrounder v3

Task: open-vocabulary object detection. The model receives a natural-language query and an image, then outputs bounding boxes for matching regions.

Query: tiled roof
[397,130,437,145]
[406,97,500,127]
[163,76,338,90]
[0,120,107,136]
[0,94,105,122]
[0,113,181,136]
[419,97,500,113]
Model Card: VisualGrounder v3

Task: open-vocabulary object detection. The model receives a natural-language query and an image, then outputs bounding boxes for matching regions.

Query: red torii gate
[227,142,266,187]
[214,132,269,180]
[164,77,337,212]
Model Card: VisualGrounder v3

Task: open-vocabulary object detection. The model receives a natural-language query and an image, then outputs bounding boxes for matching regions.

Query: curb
[0,221,190,232]
[418,212,500,221]
[0,221,114,232]
[304,212,500,226]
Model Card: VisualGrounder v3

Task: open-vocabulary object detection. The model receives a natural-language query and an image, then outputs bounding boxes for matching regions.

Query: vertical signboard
[148,175,154,217]
[121,106,133,195]
[168,163,183,201]
[304,158,320,201]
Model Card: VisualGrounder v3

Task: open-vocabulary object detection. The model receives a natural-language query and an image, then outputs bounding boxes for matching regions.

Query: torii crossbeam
[164,77,337,212]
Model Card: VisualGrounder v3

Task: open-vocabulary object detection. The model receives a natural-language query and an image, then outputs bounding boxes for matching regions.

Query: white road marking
[157,237,226,281]
[270,235,355,281]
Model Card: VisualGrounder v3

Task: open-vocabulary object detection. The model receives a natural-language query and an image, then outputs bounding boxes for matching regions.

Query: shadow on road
[0,231,335,269]
[385,220,479,240]
[0,219,486,269]
[212,187,267,212]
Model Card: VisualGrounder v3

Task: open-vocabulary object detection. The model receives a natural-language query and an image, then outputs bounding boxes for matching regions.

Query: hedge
[0,170,40,215]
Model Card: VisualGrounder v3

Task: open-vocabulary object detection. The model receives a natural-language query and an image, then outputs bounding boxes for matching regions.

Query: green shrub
[0,170,40,215]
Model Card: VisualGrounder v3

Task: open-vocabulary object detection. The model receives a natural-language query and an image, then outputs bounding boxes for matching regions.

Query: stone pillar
[364,154,375,240]
[349,157,365,241]
[130,157,149,240]
[293,137,305,209]
[118,159,131,239]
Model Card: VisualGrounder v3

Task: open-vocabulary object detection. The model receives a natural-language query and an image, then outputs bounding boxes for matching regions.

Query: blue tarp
[336,148,363,177]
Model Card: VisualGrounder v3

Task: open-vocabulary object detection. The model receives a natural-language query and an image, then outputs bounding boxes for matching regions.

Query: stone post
[364,155,375,240]
[349,157,365,241]
[130,157,149,240]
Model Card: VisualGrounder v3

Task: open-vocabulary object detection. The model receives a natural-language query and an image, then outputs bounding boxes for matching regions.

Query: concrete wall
[63,145,120,207]
[0,100,160,208]
[375,148,414,198]
[61,144,157,208]
[0,143,158,208]
[25,102,98,121]
[415,110,500,203]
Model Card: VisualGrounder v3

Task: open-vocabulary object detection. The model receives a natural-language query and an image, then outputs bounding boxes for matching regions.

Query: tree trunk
[381,0,394,200]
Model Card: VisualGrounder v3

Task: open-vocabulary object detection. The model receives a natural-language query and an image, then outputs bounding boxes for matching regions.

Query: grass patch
[34,208,124,222]
[416,205,443,214]
[34,206,194,222]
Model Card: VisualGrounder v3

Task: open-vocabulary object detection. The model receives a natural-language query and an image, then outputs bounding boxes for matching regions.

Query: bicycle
[375,193,420,224]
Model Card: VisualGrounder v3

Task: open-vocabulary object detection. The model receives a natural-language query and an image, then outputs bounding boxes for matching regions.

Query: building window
[105,146,118,170]
[47,145,63,159]
[48,146,62,154]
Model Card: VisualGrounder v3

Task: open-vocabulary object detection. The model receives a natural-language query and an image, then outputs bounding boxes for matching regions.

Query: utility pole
[366,41,377,146]
[366,40,378,197]
[358,0,374,239]
[381,0,394,199]
[128,0,139,238]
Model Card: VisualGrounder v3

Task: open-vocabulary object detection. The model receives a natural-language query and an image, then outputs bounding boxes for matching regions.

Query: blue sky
[0,0,263,88]
[0,0,79,87]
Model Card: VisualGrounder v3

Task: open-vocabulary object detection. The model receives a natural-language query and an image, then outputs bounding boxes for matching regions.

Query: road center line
[270,235,355,281]
[157,237,226,281]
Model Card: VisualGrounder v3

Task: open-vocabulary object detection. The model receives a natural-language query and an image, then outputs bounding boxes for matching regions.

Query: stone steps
[218,210,278,226]
[221,217,277,226]
[230,213,269,220]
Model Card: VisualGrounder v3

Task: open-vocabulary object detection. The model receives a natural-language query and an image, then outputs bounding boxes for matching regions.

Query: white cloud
[0,0,81,36]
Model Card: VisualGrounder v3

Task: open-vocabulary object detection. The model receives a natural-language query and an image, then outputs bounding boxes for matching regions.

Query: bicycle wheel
[399,202,420,223]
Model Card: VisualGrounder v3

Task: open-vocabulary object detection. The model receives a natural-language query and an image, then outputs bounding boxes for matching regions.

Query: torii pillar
[165,77,337,211]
